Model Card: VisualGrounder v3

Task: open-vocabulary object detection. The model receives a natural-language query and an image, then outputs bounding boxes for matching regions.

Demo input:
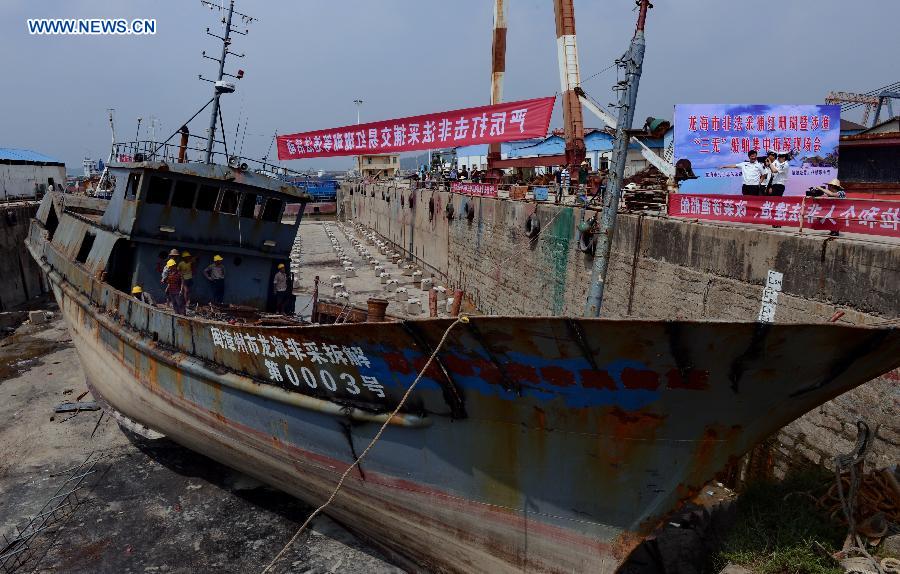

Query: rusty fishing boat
[23,1,900,571]
[24,154,900,574]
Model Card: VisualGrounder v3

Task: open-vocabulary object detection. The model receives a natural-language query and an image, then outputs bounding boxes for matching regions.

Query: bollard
[366,298,388,322]
[451,289,464,316]
[429,288,438,317]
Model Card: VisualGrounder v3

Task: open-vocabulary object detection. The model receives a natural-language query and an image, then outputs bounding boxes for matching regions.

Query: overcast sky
[2,0,896,172]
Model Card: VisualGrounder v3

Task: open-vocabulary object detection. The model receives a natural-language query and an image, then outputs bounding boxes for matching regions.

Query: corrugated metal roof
[0,148,64,164]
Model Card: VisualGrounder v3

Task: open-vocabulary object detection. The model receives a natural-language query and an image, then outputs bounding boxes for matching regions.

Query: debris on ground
[54,401,100,413]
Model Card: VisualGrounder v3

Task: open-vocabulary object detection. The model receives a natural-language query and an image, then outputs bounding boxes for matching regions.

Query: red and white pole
[553,0,586,175]
[486,0,507,175]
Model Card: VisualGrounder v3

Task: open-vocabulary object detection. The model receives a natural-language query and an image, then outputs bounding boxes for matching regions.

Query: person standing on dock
[578,161,590,193]
[721,150,766,195]
[204,255,226,305]
[560,164,571,200]
[161,259,186,315]
[273,263,289,313]
[768,151,790,196]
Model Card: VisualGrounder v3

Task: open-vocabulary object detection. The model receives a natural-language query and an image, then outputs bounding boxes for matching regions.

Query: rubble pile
[622,165,668,212]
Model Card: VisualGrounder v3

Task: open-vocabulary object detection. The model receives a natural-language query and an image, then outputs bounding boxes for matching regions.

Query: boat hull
[28,218,900,573]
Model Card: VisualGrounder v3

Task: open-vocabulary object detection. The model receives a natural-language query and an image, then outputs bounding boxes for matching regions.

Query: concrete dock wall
[0,202,47,310]
[347,182,899,474]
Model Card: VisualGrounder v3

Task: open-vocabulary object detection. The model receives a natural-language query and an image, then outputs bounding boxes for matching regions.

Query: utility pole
[200,0,254,164]
[353,99,364,125]
[584,0,651,317]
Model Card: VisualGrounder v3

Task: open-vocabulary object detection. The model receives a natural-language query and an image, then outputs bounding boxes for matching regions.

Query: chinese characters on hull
[210,327,388,400]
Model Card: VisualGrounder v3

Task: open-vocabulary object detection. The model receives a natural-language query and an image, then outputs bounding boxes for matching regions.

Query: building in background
[0,148,66,200]
[356,153,400,179]
[839,115,900,199]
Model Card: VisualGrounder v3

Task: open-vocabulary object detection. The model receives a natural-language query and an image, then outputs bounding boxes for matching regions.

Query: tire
[578,229,597,254]
[525,213,541,238]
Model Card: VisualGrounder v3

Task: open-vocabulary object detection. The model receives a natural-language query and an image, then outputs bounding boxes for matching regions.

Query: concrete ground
[291,221,455,320]
[0,306,401,574]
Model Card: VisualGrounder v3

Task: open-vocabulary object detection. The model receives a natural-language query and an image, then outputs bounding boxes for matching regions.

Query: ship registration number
[209,326,386,399]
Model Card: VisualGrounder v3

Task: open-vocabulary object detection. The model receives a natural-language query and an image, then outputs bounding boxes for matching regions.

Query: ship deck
[291,220,460,320]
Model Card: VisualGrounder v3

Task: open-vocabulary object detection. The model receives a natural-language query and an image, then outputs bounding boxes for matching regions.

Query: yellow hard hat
[213,254,223,262]
[166,259,176,267]
[181,251,191,257]
[277,263,285,269]
[131,286,142,294]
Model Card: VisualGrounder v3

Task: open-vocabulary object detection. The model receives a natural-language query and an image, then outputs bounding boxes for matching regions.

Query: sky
[2,0,897,173]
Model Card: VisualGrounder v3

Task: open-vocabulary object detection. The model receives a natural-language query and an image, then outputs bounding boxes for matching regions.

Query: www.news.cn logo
[27,18,156,35]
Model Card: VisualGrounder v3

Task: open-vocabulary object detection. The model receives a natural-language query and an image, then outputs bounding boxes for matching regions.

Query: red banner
[450,182,497,197]
[669,194,900,238]
[276,97,555,160]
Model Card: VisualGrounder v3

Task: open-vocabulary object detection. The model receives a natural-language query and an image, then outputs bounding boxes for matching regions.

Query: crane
[826,82,900,127]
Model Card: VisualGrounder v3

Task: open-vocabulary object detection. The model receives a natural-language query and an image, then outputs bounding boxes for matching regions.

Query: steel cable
[260,316,469,574]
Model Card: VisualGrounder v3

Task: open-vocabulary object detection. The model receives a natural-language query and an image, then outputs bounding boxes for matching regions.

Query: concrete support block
[379,272,391,284]
[395,287,408,301]
[446,298,455,313]
[406,299,422,315]
[374,265,385,275]
[385,279,399,292]
[433,286,447,302]
[332,283,345,295]
[420,278,433,291]
[344,266,357,278]
[412,270,423,282]
[401,265,413,276]
[329,274,341,285]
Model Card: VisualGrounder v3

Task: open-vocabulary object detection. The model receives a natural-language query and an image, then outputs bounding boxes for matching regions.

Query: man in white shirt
[721,150,766,195]
[767,151,790,196]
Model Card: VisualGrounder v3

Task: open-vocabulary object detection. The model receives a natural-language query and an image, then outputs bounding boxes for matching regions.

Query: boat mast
[107,108,116,164]
[201,0,254,164]
[584,0,652,317]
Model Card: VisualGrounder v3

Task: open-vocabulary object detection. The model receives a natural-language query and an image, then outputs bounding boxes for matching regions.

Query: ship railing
[110,136,309,180]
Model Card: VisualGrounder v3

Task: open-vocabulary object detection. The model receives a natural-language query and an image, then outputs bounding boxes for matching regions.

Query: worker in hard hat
[273,263,289,313]
[177,251,196,306]
[161,248,181,282]
[203,254,226,305]
[160,259,186,315]
[131,285,155,305]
